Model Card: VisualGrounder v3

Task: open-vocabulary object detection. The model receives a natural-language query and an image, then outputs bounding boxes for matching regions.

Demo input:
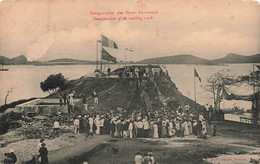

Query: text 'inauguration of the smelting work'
[90,10,159,21]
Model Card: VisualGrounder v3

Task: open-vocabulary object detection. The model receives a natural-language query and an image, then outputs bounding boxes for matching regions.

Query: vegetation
[203,70,238,112]
[40,73,67,94]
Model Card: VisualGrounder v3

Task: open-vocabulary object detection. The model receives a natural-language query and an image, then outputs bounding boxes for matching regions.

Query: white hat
[9,149,14,153]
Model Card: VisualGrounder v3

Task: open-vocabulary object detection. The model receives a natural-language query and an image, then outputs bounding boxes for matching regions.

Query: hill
[137,54,216,65]
[212,53,260,63]
[48,58,95,64]
[48,66,201,115]
[0,55,28,65]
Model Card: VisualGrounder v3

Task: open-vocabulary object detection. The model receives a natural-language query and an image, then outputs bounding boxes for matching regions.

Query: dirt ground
[49,120,260,164]
[0,120,259,164]
[64,121,260,164]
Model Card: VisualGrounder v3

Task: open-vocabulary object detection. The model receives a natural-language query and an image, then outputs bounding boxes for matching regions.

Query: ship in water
[0,64,8,71]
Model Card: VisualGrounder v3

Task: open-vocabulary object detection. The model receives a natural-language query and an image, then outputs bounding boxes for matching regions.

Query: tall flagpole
[253,64,255,94]
[194,67,197,116]
[96,41,98,69]
[100,35,103,73]
[124,48,126,66]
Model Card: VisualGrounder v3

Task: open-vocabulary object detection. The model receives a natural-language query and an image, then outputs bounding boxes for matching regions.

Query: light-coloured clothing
[135,155,143,164]
[168,122,173,136]
[153,124,159,138]
[89,117,93,132]
[94,117,100,134]
[129,122,133,138]
[94,97,98,104]
[184,121,190,136]
[143,121,149,130]
[188,121,192,135]
[54,121,60,128]
[137,121,143,129]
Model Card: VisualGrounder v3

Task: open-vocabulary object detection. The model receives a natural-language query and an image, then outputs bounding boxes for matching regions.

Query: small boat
[0,64,8,71]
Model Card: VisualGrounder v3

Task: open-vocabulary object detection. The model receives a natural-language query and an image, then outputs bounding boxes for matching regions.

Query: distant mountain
[212,53,260,63]
[0,55,28,65]
[48,58,94,64]
[137,54,216,65]
[0,56,10,64]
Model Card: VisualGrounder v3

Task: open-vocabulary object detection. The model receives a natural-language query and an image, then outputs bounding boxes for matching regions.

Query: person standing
[136,119,144,138]
[153,123,159,139]
[149,120,154,138]
[161,119,167,138]
[197,120,202,138]
[201,119,207,139]
[168,121,173,137]
[94,115,100,134]
[135,152,143,164]
[110,118,116,138]
[122,120,129,139]
[89,116,94,134]
[210,124,216,137]
[188,120,192,135]
[117,119,123,138]
[184,120,190,136]
[107,68,111,77]
[180,121,185,138]
[100,116,104,135]
[128,120,134,138]
[53,120,60,134]
[39,143,48,164]
[143,119,149,138]
[59,94,63,107]
[157,118,162,138]
[63,92,67,106]
[73,117,80,134]
[175,120,180,137]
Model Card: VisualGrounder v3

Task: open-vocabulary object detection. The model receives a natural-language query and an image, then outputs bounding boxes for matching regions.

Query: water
[0,64,256,109]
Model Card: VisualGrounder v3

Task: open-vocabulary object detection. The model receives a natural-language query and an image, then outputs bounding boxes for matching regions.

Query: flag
[101,35,118,49]
[102,48,117,63]
[255,65,260,70]
[194,68,201,82]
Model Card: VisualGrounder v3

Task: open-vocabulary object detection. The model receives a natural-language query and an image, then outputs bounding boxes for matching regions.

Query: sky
[0,0,260,62]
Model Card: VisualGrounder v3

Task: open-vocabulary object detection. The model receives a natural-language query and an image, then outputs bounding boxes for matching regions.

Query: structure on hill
[44,65,202,117]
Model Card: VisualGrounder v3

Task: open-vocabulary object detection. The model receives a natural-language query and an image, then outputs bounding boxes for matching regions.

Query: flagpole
[253,64,255,95]
[96,40,99,70]
[124,48,126,66]
[194,67,197,116]
[100,36,103,73]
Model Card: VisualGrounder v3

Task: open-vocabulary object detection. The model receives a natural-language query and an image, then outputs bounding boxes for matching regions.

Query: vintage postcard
[0,0,259,163]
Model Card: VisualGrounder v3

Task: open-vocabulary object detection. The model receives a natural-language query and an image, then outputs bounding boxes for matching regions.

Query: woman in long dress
[184,120,190,136]
[168,121,173,137]
[149,121,154,138]
[94,115,100,134]
[153,123,159,138]
[161,120,167,138]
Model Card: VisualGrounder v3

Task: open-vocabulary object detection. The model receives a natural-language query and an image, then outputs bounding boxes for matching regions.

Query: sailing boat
[0,64,8,71]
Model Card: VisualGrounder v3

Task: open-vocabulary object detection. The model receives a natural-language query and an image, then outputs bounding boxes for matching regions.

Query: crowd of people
[70,104,216,140]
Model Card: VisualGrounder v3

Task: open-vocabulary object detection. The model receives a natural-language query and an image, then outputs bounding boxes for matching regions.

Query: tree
[237,69,260,125]
[5,87,13,105]
[40,73,67,94]
[203,70,238,113]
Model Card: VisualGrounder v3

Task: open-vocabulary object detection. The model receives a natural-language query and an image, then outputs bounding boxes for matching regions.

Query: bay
[0,64,256,109]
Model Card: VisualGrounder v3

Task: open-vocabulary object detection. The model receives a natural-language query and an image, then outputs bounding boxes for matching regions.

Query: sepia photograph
[0,0,260,163]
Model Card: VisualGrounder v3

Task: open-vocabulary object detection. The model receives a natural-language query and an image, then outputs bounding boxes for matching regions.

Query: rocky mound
[48,68,201,114]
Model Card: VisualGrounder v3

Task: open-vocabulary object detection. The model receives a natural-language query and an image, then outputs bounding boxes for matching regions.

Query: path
[49,135,111,164]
